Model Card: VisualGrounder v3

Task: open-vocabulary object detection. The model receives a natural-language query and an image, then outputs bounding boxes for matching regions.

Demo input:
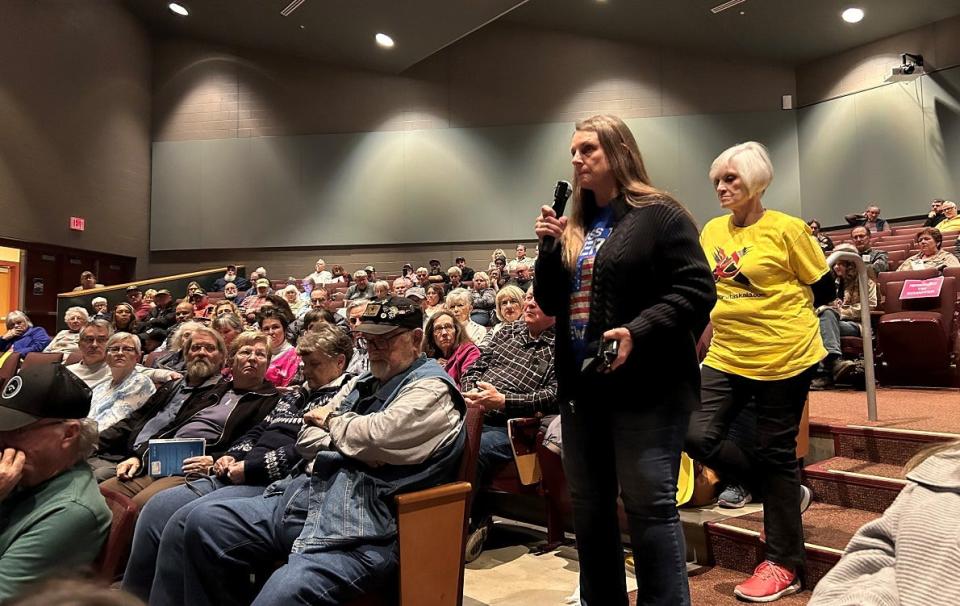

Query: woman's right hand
[213,455,236,476]
[535,205,567,244]
[116,457,141,480]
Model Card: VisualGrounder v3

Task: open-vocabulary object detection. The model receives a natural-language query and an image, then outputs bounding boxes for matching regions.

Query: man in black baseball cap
[0,365,111,600]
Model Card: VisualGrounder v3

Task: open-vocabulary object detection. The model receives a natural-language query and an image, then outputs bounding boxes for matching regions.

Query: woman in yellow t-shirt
[685,142,834,603]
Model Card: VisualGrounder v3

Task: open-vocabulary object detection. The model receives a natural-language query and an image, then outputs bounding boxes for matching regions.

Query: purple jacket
[445,342,481,386]
[0,326,52,354]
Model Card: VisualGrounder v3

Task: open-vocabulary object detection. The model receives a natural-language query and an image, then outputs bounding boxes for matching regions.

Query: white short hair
[445,288,472,308]
[5,310,31,329]
[91,297,108,306]
[107,331,141,356]
[709,141,774,199]
[65,306,90,322]
[447,267,462,277]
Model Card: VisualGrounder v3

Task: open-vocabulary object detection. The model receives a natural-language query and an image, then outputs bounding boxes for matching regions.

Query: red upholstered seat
[0,352,20,388]
[93,488,139,582]
[20,352,64,369]
[878,276,957,386]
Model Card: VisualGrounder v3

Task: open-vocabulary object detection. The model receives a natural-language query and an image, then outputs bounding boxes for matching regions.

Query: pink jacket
[445,342,481,387]
[265,345,301,388]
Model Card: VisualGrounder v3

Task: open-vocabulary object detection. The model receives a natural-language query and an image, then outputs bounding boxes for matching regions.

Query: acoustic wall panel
[150,111,799,250]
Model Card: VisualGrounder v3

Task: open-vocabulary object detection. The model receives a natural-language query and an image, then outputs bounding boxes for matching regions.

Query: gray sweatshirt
[809,446,960,605]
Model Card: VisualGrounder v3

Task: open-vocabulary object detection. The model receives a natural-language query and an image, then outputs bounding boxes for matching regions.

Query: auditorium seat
[878,268,939,298]
[20,352,64,369]
[64,351,83,366]
[886,250,910,269]
[93,488,139,582]
[878,276,957,386]
[348,403,483,606]
[0,352,20,388]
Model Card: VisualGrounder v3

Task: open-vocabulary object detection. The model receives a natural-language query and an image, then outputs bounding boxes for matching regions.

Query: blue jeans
[818,308,862,358]
[470,425,514,524]
[561,400,691,606]
[122,476,265,601]
[152,475,398,606]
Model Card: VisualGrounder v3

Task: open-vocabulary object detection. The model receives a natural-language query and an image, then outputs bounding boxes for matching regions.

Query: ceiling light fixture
[841,7,864,23]
[168,2,189,16]
[280,0,306,17]
[375,33,395,48]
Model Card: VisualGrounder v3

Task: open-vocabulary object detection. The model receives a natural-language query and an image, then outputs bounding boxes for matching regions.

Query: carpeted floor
[816,456,906,479]
[809,387,960,433]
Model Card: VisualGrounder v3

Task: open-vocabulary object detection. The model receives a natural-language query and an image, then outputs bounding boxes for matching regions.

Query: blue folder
[147,438,206,477]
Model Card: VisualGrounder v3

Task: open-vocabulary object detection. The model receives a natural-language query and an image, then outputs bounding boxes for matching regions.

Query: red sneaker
[734,561,801,602]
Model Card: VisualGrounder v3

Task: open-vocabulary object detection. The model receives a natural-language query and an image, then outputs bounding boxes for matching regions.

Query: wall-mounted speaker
[782,94,794,110]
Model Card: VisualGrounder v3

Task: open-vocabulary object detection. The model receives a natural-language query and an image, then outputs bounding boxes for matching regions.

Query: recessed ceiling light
[375,33,395,48]
[842,7,864,23]
[168,2,189,16]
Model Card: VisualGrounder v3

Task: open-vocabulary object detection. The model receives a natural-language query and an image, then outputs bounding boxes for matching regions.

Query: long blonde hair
[561,114,678,269]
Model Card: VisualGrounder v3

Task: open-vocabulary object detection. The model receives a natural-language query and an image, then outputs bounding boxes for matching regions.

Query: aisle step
[803,456,906,513]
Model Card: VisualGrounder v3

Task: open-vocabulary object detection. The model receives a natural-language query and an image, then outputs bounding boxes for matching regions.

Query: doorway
[0,246,23,320]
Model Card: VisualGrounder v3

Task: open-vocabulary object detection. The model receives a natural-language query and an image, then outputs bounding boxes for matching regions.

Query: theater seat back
[93,488,139,581]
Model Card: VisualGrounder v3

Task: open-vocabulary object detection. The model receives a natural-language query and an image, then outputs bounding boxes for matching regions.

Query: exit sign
[69,216,85,231]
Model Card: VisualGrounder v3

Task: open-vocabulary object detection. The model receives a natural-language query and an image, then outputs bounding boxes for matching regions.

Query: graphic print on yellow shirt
[700,210,828,380]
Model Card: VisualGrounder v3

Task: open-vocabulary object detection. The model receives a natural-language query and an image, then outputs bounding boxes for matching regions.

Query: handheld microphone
[541,180,572,254]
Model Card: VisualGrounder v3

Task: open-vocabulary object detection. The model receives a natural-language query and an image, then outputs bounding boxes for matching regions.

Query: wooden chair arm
[394,481,471,606]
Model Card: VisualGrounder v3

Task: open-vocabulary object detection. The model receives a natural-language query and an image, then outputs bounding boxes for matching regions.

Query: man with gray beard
[88,327,228,481]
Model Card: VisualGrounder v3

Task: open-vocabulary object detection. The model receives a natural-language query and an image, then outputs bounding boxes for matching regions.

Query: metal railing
[825,250,878,421]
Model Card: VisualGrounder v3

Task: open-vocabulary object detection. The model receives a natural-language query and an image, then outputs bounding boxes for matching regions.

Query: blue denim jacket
[292,356,466,553]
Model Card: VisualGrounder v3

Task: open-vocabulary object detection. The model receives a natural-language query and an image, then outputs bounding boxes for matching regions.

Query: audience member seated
[508,264,534,291]
[212,264,250,292]
[422,310,481,385]
[808,219,834,253]
[924,199,947,228]
[188,290,214,320]
[222,280,243,306]
[344,299,370,376]
[143,288,157,308]
[152,321,204,373]
[850,226,889,274]
[91,296,111,322]
[111,302,143,342]
[489,248,507,269]
[372,279,390,301]
[121,325,355,601]
[281,284,307,317]
[211,313,244,356]
[486,285,526,340]
[937,200,960,234]
[415,266,431,288]
[258,307,300,388]
[300,309,338,334]
[0,365,111,602]
[455,256,475,281]
[346,270,376,300]
[90,332,156,431]
[304,258,334,285]
[428,258,449,284]
[811,244,876,390]
[67,320,115,388]
[424,284,446,321]
[896,227,960,271]
[491,265,509,291]
[508,243,535,272]
[142,328,167,356]
[460,288,557,561]
[43,306,89,354]
[211,299,239,319]
[289,290,336,336]
[73,270,104,292]
[124,285,152,322]
[447,266,464,290]
[99,330,278,507]
[144,289,176,332]
[330,263,347,283]
[243,279,273,317]
[146,296,465,606]
[470,271,497,326]
[243,271,262,298]
[492,254,508,277]
[391,276,412,297]
[364,265,378,282]
[445,288,487,344]
[845,204,889,233]
[809,440,960,605]
[0,311,51,354]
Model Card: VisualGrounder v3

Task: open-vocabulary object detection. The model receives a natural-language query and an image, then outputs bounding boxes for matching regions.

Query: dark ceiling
[125,0,960,73]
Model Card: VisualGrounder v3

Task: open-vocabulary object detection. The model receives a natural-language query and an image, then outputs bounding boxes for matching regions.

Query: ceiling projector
[885,53,924,83]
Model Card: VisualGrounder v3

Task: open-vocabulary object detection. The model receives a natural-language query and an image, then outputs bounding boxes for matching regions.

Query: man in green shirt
[0,364,111,601]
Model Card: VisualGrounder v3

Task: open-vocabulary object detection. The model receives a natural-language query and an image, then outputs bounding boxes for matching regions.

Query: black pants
[562,397,691,606]
[685,364,816,571]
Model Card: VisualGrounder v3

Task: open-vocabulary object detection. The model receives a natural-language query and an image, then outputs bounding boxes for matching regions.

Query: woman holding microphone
[534,114,715,606]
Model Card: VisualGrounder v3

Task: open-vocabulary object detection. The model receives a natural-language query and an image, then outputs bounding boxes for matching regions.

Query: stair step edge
[707,521,846,557]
